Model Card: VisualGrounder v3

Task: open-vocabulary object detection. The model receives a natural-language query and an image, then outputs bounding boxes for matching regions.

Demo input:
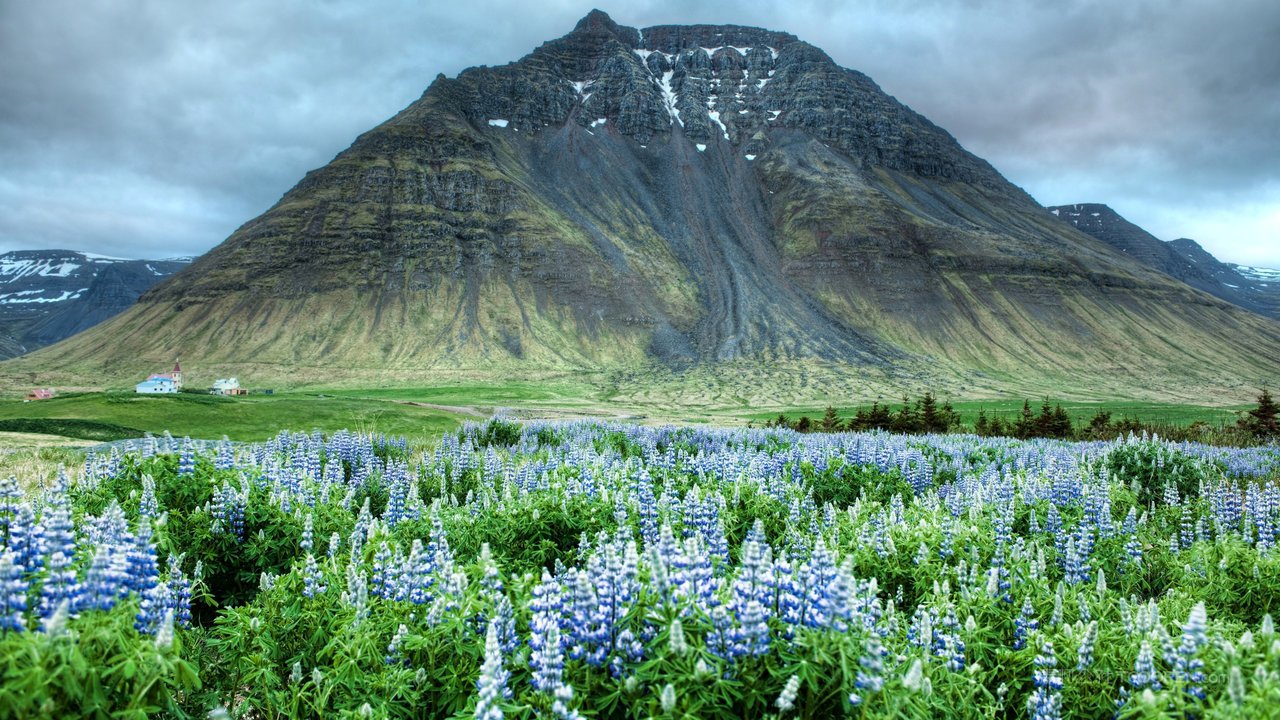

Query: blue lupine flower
[1173,602,1208,701]
[386,623,409,666]
[302,553,326,598]
[0,549,28,631]
[6,503,40,574]
[1130,638,1161,692]
[475,621,510,720]
[855,631,886,698]
[75,544,129,613]
[138,475,159,518]
[37,501,78,624]
[1076,621,1098,670]
[1014,597,1038,650]
[529,569,564,693]
[1027,639,1063,720]
[178,441,196,476]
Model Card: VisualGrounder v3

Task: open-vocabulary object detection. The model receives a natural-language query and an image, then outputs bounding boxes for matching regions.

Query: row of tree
[760,389,1279,443]
[765,392,961,436]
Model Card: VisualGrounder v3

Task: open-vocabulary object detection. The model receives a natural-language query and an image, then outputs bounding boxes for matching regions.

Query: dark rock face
[1049,204,1279,320]
[0,251,189,359]
[25,11,1280,392]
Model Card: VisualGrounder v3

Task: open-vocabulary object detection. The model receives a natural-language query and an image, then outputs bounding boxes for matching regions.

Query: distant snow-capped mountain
[1048,204,1280,320]
[0,250,191,359]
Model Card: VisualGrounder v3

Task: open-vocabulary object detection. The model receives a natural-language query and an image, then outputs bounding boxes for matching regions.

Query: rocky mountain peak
[18,14,1280,397]
[572,9,629,38]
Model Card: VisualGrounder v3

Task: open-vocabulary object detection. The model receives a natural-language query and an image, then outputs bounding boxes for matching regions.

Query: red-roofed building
[25,388,54,401]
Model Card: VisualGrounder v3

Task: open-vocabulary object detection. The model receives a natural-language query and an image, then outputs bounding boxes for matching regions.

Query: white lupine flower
[775,675,801,712]
[154,609,175,650]
[659,684,676,713]
[669,619,688,656]
[1240,630,1255,650]
[1228,666,1246,705]
[903,659,925,691]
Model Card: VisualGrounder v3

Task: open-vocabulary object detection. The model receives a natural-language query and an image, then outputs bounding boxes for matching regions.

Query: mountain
[0,250,190,360]
[1048,204,1280,320]
[7,11,1279,402]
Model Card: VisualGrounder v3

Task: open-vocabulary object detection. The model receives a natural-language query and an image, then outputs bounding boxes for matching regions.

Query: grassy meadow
[0,378,1261,449]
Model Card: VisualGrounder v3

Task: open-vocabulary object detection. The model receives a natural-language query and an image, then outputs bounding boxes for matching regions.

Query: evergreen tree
[868,402,892,430]
[1050,404,1073,439]
[820,405,841,433]
[1014,400,1035,439]
[1245,389,1279,437]
[989,416,1011,438]
[975,409,990,436]
[1034,398,1055,437]
[920,392,941,433]
[795,416,812,433]
[1088,410,1112,435]
[891,395,920,434]
[939,400,960,433]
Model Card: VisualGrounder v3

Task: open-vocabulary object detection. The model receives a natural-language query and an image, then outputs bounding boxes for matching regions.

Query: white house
[136,377,179,394]
[211,378,245,396]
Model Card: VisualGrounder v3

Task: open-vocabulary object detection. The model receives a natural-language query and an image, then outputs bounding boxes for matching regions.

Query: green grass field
[0,391,468,442]
[741,397,1249,429]
[0,382,1254,446]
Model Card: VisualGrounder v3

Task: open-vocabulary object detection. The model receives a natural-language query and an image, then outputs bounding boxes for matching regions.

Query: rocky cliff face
[12,11,1280,399]
[0,251,189,359]
[1049,204,1279,320]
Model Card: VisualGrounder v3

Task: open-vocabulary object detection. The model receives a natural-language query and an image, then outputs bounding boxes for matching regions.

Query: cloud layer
[1,0,1276,266]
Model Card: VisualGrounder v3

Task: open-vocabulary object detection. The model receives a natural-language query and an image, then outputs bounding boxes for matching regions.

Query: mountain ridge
[5,11,1278,403]
[1047,203,1280,320]
[0,250,189,360]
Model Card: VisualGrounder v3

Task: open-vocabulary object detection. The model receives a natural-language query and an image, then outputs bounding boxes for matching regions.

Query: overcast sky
[2,0,1277,267]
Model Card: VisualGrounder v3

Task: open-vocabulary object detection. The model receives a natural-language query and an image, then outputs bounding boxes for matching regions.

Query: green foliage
[0,602,200,718]
[803,460,913,509]
[469,418,523,448]
[0,417,143,441]
[438,491,613,571]
[1240,388,1279,439]
[1102,439,1217,507]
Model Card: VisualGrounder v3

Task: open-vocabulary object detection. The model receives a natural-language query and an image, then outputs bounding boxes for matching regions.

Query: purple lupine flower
[1014,597,1038,650]
[1130,638,1161,692]
[385,623,409,666]
[1076,621,1098,670]
[529,569,564,693]
[0,548,28,631]
[1173,602,1208,701]
[37,500,78,624]
[475,621,510,719]
[1027,638,1063,720]
[302,553,326,598]
[74,544,129,613]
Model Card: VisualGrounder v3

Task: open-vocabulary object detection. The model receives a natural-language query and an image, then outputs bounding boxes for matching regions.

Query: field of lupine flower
[3,420,1280,719]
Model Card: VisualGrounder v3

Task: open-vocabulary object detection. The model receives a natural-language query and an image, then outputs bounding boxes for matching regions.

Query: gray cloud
[1,0,1277,267]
